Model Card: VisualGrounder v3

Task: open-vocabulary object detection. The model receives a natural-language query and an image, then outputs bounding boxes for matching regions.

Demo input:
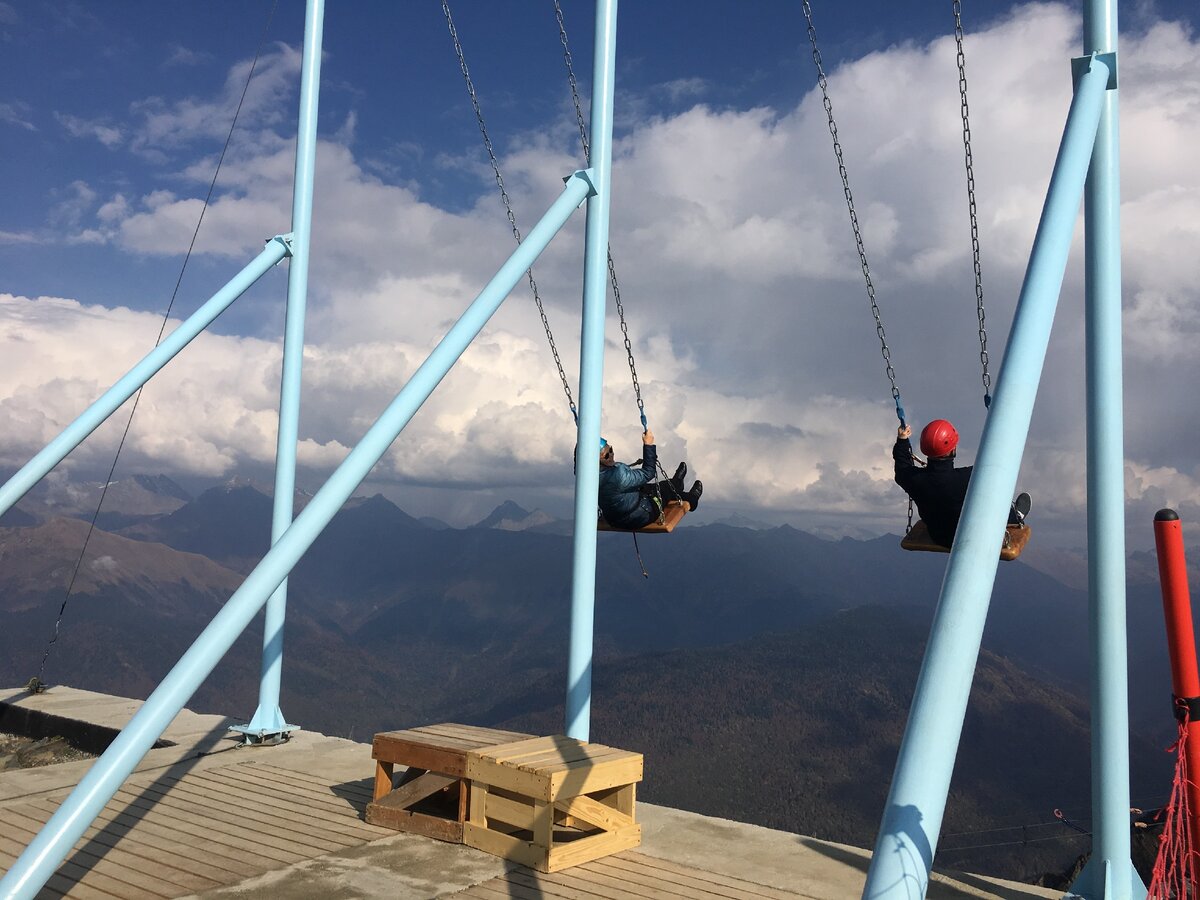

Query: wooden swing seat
[901,519,1031,561]
[597,500,689,535]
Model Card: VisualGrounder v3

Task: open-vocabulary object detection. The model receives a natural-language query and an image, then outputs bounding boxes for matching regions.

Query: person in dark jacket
[598,429,702,529]
[894,419,1030,548]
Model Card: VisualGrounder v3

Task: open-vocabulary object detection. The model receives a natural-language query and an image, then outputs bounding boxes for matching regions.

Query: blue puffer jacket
[598,443,658,528]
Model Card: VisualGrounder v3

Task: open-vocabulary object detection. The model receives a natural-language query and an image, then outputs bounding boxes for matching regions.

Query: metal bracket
[564,168,599,201]
[1071,52,1117,91]
[272,232,296,262]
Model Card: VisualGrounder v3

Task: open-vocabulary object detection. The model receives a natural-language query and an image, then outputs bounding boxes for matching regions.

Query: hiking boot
[670,462,687,494]
[1013,492,1032,524]
[686,480,703,512]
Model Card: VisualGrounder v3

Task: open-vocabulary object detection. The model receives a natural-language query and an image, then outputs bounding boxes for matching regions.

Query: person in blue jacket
[597,429,702,529]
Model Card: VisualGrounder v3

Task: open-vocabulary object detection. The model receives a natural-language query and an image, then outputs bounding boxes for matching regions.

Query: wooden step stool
[366,723,532,842]
[463,735,643,872]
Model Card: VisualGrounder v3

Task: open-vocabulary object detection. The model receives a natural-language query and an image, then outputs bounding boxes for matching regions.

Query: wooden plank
[555,794,634,832]
[611,853,803,900]
[2,807,203,895]
[371,771,457,811]
[468,755,552,801]
[25,796,261,881]
[462,880,558,900]
[373,760,394,800]
[0,828,134,900]
[122,777,362,851]
[549,758,643,802]
[482,791,536,832]
[545,824,641,873]
[524,865,679,900]
[539,746,641,774]
[478,735,580,763]
[222,762,376,810]
[35,790,303,871]
[108,786,318,862]
[532,798,555,857]
[468,781,488,827]
[136,769,381,842]
[182,768,388,838]
[499,869,617,900]
[412,723,533,745]
[573,859,740,899]
[0,827,171,899]
[513,744,638,773]
[11,801,233,892]
[363,804,463,842]
[370,740,469,777]
[462,821,546,870]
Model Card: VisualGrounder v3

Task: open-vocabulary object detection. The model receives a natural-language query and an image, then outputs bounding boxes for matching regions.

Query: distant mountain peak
[473,500,557,531]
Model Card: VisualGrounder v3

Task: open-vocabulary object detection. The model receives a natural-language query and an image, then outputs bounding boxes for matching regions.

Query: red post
[1154,508,1200,853]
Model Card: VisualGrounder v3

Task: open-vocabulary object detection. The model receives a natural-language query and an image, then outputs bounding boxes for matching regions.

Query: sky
[1,1,1198,551]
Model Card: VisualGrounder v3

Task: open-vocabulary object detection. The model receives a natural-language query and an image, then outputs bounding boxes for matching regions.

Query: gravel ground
[0,733,94,771]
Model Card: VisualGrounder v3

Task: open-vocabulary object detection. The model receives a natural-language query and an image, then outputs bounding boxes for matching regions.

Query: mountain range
[0,474,1188,884]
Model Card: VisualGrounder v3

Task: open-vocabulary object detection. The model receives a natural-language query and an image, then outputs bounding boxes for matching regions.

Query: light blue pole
[565,0,618,743]
[0,237,289,523]
[0,172,593,900]
[235,0,325,744]
[861,57,1113,900]
[1069,3,1141,898]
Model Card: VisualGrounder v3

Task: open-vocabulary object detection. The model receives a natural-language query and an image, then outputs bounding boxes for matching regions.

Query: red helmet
[920,419,959,458]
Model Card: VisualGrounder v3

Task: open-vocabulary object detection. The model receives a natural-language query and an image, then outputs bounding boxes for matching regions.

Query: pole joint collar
[1071,52,1117,91]
[566,168,599,200]
[273,233,296,259]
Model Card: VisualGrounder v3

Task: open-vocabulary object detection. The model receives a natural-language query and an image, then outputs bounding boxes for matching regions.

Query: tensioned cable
[33,0,280,687]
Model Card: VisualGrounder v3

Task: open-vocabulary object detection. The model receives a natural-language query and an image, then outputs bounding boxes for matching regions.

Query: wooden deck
[0,757,394,898]
[455,851,805,899]
[1,686,1061,899]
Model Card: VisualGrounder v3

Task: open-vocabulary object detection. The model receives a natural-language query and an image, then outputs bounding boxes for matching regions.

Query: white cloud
[7,3,1200,542]
[0,102,35,131]
[54,112,124,148]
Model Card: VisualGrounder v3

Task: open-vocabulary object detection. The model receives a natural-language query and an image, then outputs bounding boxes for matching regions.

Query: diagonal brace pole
[0,170,594,900]
[0,236,291,523]
[861,55,1114,900]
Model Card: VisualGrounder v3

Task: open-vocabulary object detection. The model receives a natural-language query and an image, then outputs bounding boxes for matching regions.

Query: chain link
[555,0,647,430]
[442,1,578,421]
[953,0,992,408]
[801,1,904,425]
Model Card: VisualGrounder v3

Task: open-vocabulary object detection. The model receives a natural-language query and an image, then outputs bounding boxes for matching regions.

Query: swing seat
[597,501,689,535]
[901,519,1031,561]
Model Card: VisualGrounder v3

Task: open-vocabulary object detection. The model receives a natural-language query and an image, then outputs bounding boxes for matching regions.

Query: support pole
[1069,2,1141,896]
[0,171,593,900]
[235,0,325,745]
[0,237,290,522]
[861,56,1113,900]
[565,0,618,742]
[1153,509,1200,874]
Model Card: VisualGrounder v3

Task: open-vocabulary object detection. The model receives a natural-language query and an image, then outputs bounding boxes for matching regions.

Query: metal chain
[555,0,647,431]
[801,1,904,426]
[953,0,992,409]
[442,0,578,422]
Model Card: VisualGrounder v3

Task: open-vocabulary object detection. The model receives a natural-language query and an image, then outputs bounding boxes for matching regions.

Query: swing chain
[801,1,903,424]
[555,0,647,431]
[953,0,992,409]
[442,0,578,422]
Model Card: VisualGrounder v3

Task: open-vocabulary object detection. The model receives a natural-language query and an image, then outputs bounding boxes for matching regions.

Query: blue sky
[2,2,1198,554]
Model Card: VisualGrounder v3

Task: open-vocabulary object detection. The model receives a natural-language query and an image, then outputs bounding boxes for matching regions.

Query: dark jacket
[598,443,658,528]
[894,437,972,548]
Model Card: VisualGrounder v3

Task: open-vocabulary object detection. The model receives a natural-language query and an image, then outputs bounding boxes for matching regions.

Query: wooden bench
[366,723,532,842]
[464,735,643,872]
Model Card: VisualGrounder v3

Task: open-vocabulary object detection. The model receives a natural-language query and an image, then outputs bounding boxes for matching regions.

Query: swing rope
[441,0,579,424]
[554,0,647,432]
[953,0,993,409]
[801,0,905,428]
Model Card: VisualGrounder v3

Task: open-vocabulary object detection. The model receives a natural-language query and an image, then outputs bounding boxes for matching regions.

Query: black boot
[670,462,687,494]
[1012,492,1032,524]
[685,480,703,512]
